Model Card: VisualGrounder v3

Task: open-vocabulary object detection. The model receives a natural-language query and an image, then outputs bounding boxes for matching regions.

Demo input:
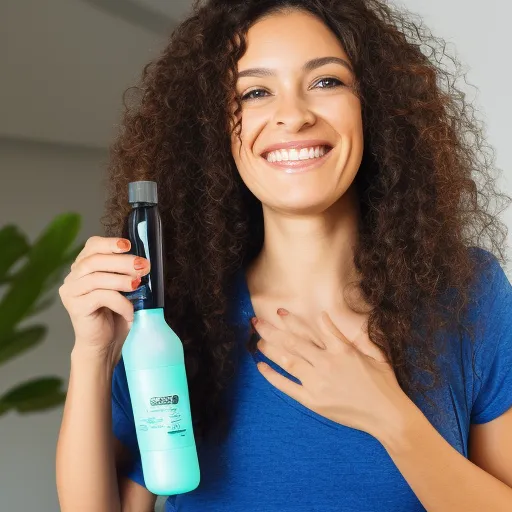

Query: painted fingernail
[131,277,141,290]
[277,308,289,316]
[133,257,148,270]
[117,239,130,251]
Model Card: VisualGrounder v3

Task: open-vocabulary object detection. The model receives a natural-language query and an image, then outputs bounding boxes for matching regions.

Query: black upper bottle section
[121,203,164,312]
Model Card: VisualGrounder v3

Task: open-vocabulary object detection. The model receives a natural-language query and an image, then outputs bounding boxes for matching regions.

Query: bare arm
[115,438,158,512]
[56,346,156,512]
[376,397,512,511]
[469,407,512,487]
[56,236,156,511]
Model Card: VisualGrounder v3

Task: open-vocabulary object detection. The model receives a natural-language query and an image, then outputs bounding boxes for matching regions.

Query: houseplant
[0,213,83,415]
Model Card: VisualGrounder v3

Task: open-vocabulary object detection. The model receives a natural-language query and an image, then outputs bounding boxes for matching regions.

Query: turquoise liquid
[122,308,200,495]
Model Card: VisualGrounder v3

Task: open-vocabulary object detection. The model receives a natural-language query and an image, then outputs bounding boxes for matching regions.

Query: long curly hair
[102,0,510,443]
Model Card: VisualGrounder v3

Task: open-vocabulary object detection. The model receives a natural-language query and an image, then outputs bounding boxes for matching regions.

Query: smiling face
[230,8,364,215]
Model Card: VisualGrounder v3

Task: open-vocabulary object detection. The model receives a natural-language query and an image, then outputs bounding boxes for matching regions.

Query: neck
[247,184,361,313]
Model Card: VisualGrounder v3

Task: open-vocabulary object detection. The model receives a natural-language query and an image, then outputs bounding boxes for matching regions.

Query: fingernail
[257,362,268,372]
[277,308,289,316]
[117,239,130,251]
[133,257,148,270]
[251,317,258,326]
[131,277,141,290]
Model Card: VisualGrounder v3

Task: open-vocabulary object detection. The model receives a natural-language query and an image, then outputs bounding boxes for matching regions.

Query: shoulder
[466,247,511,344]
[466,247,512,424]
[467,246,510,303]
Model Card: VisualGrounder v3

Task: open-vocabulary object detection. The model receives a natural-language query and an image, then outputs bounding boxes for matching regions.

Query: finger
[276,308,326,349]
[256,361,306,404]
[252,318,321,366]
[70,289,134,323]
[320,311,355,351]
[68,253,150,282]
[257,336,312,380]
[68,271,143,298]
[73,236,132,267]
[321,312,388,363]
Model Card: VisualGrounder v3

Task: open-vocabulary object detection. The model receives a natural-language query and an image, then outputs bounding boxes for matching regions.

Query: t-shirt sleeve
[470,250,512,424]
[112,357,146,487]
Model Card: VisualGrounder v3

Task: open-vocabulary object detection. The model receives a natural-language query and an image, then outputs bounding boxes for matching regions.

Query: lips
[260,139,333,158]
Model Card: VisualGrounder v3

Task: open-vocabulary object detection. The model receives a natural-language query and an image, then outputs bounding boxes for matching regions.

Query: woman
[56,0,512,510]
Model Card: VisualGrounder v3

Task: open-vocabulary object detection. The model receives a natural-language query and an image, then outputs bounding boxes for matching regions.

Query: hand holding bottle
[58,236,150,362]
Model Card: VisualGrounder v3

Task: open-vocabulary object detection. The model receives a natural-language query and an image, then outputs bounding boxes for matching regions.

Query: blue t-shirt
[112,247,512,511]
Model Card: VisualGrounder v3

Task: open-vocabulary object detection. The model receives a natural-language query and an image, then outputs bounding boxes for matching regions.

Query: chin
[269,192,337,214]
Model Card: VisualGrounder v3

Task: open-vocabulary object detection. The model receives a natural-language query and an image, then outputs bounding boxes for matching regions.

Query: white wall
[0,0,511,511]
[0,0,189,148]
[400,0,512,238]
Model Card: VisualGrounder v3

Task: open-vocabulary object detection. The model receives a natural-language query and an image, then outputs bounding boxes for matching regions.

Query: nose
[272,92,316,132]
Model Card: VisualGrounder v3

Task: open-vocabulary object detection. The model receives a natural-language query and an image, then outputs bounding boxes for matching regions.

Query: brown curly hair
[101,0,510,443]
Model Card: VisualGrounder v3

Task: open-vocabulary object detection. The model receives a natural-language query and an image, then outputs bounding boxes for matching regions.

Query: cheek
[322,96,363,137]
[230,133,258,195]
[231,117,261,171]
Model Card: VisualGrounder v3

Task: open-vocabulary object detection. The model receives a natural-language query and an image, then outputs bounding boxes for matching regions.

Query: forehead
[238,10,349,69]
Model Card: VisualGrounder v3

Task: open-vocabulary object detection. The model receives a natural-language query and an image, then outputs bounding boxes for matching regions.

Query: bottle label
[126,364,195,451]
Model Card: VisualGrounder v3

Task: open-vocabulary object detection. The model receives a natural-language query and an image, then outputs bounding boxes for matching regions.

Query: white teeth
[265,145,329,163]
[299,148,309,160]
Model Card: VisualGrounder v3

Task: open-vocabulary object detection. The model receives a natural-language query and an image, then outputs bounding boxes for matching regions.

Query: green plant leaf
[25,243,84,318]
[62,244,84,267]
[0,377,66,415]
[25,297,56,318]
[27,213,81,268]
[0,213,81,334]
[41,244,83,294]
[0,401,10,416]
[0,376,62,401]
[0,325,47,364]
[24,243,83,318]
[0,225,30,281]
[0,388,66,415]
[13,390,66,413]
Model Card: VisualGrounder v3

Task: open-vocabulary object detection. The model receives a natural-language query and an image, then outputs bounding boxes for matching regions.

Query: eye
[313,77,344,89]
[241,89,269,102]
[240,77,345,102]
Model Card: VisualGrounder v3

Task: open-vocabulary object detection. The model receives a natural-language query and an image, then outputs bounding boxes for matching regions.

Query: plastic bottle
[120,180,200,495]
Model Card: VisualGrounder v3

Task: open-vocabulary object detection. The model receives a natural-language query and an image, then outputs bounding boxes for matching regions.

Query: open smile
[261,146,334,174]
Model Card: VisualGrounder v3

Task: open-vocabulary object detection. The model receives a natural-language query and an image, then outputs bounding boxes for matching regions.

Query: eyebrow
[237,56,353,79]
